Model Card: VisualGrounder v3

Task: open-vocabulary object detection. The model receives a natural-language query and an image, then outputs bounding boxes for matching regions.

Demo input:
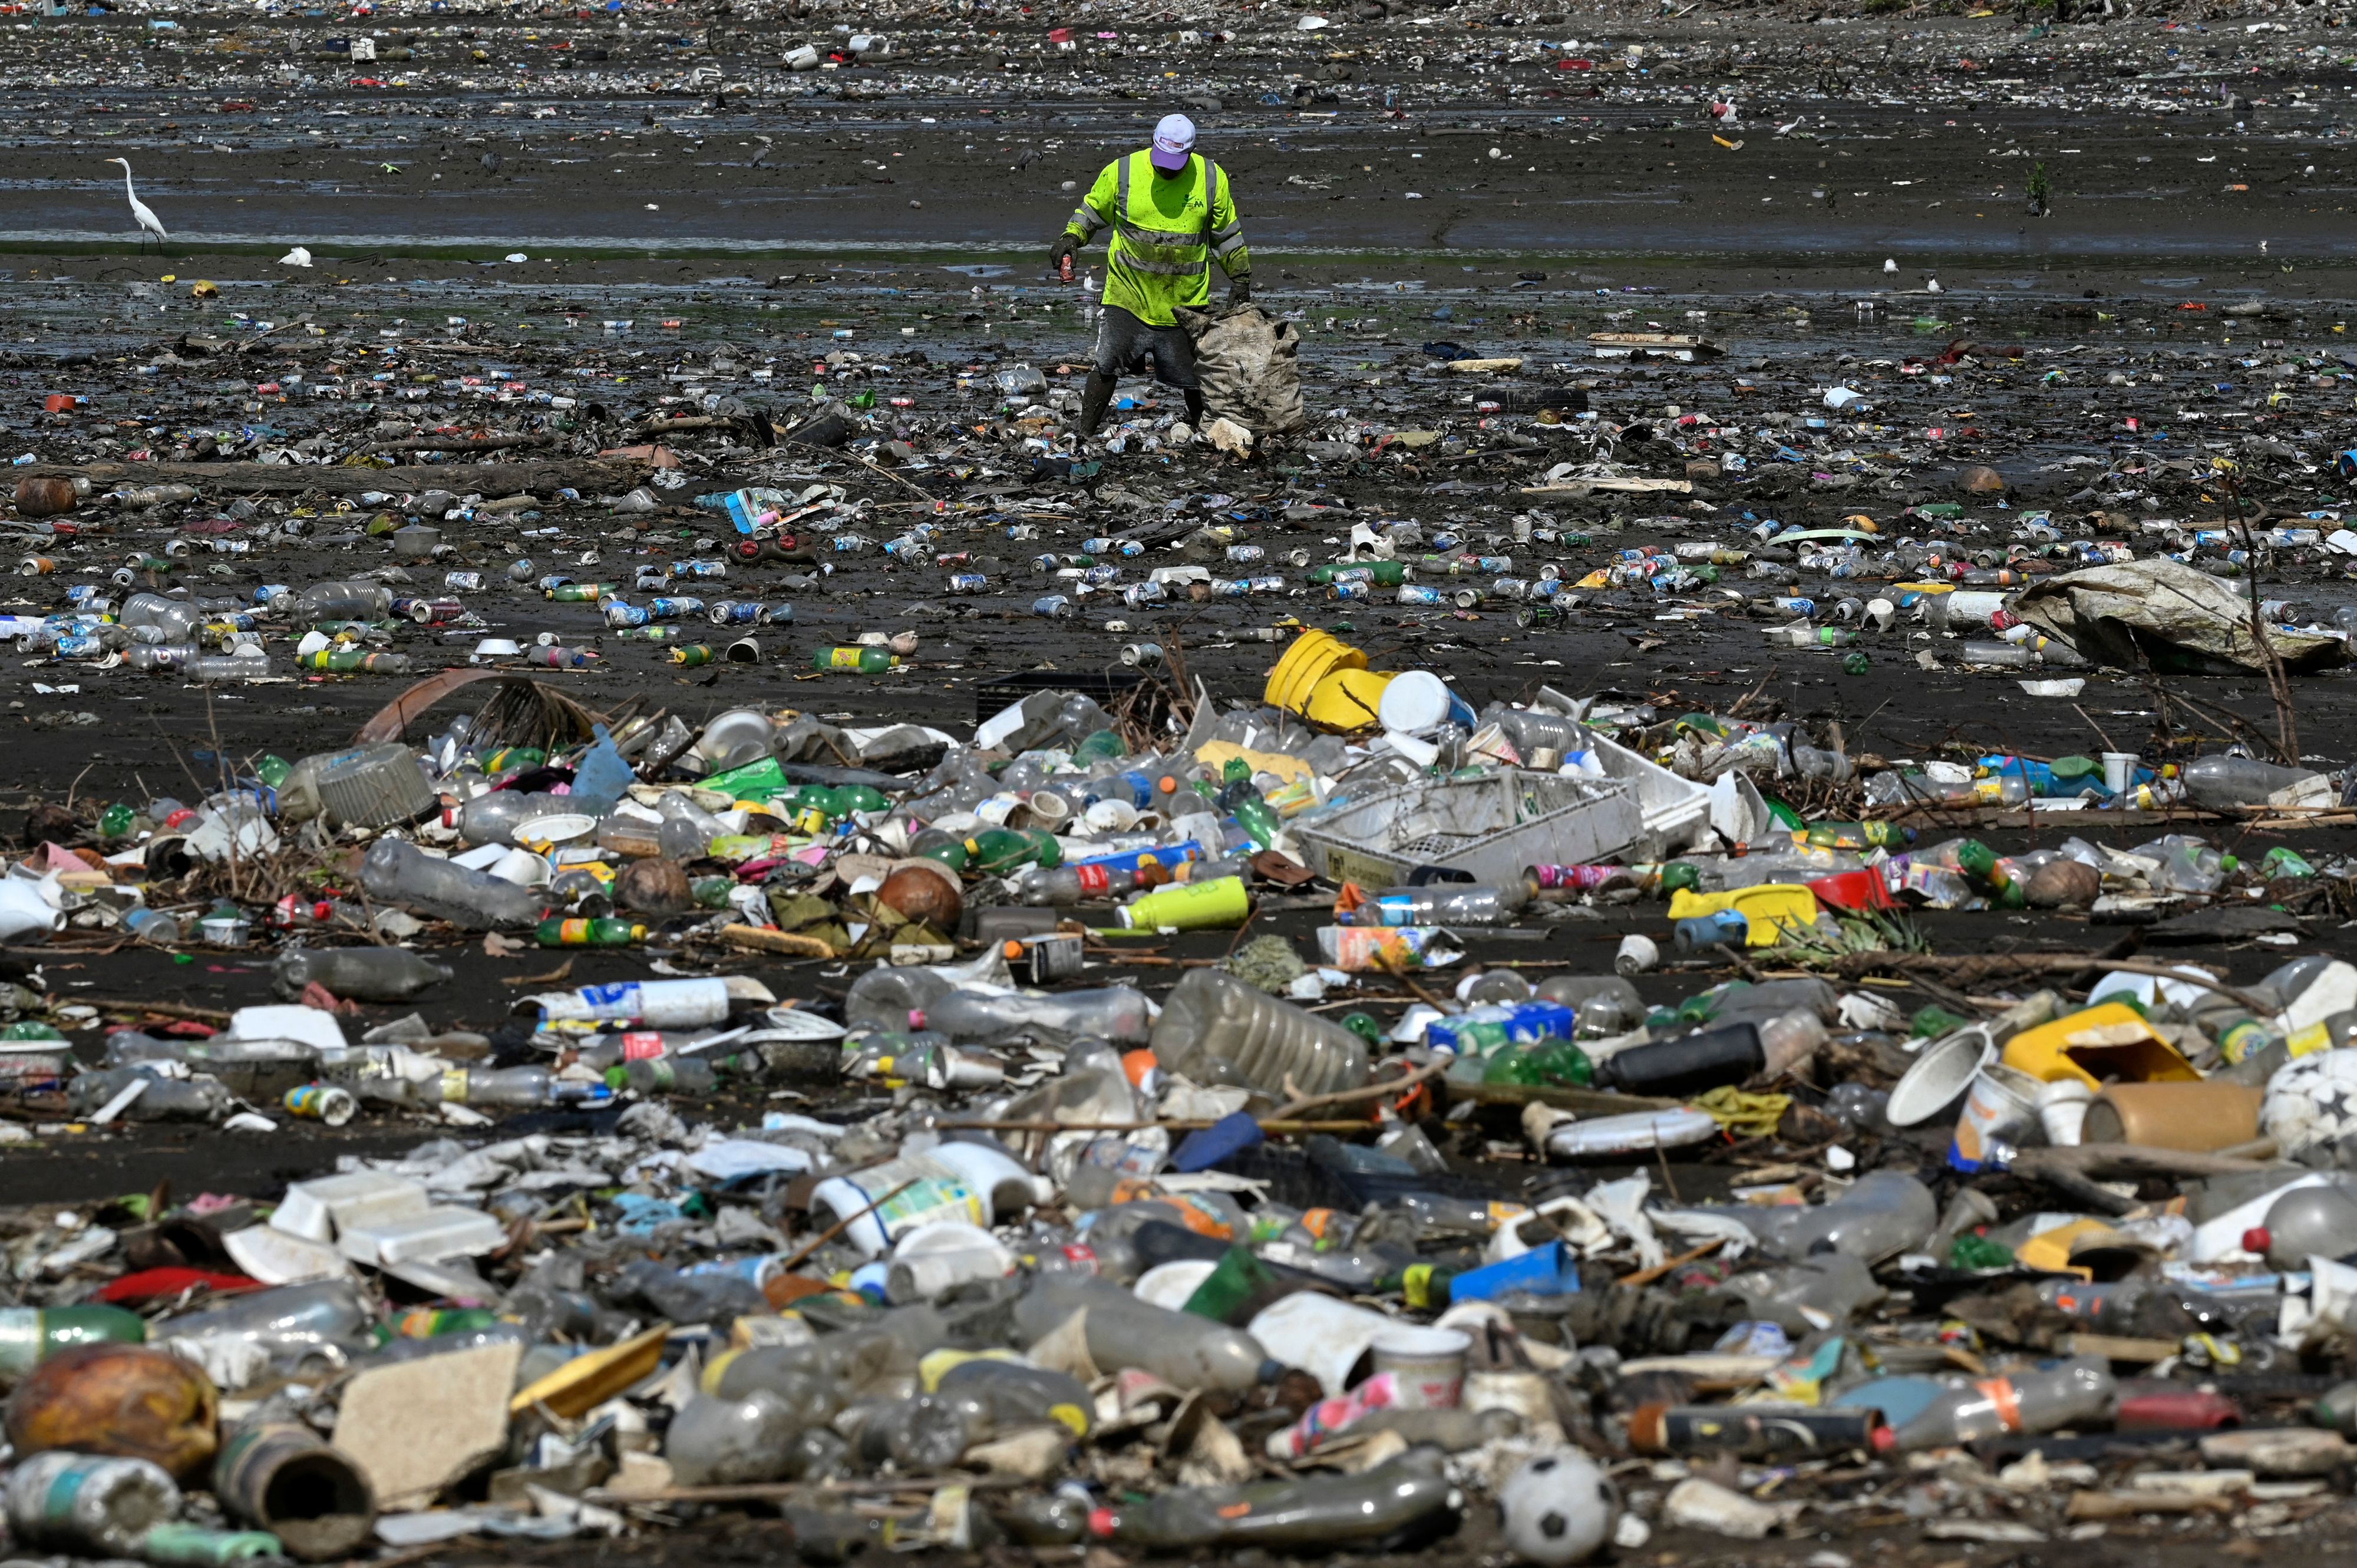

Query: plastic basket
[1292,768,1642,888]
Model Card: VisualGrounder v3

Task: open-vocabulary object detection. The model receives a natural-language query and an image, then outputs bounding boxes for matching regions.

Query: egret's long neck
[120,165,134,199]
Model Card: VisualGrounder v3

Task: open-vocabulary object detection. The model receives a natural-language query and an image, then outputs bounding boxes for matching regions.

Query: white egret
[105,158,169,251]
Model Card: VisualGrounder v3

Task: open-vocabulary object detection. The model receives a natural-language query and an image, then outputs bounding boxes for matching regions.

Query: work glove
[1049,233,1079,274]
[1227,274,1253,306]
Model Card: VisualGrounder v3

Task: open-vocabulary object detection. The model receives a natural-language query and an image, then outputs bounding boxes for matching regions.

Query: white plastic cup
[1026,790,1074,831]
[1369,1325,1470,1411]
[1614,933,1659,976]
[2102,751,2139,794]
[2036,1078,2094,1147]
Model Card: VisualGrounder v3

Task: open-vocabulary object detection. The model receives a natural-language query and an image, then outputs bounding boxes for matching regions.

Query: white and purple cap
[1150,113,1197,172]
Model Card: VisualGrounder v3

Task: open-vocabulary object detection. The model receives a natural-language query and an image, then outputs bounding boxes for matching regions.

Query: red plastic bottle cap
[2243,1226,2272,1255]
[1086,1508,1118,1539]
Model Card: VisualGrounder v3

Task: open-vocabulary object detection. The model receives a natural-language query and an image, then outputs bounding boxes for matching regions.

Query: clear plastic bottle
[1891,1355,2117,1451]
[667,1391,823,1486]
[293,582,395,623]
[126,642,198,672]
[67,1068,232,1121]
[1012,861,1154,906]
[1094,1449,1461,1549]
[1364,883,1530,926]
[1014,1276,1273,1394]
[2249,1183,2357,1269]
[153,1280,373,1357]
[594,813,665,860]
[1727,1170,1936,1264]
[656,790,731,859]
[1149,969,1368,1100]
[437,1064,563,1107]
[192,652,270,682]
[361,837,545,929]
[272,946,452,1002]
[451,790,569,848]
[2181,754,2330,811]
[925,985,1153,1046]
[2136,834,2237,896]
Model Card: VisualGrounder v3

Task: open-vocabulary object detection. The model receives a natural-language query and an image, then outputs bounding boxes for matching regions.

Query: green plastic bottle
[1479,1039,1595,1088]
[962,827,1060,876]
[253,755,292,790]
[812,646,900,673]
[1179,1247,1280,1326]
[535,917,647,947]
[0,1305,147,1380]
[1953,839,2026,909]
[1073,730,1125,765]
[99,803,137,840]
[1233,794,1282,851]
[2264,846,2318,879]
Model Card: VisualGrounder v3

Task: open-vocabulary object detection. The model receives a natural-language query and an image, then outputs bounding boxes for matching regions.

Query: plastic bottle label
[1075,864,1111,896]
[621,1032,666,1062]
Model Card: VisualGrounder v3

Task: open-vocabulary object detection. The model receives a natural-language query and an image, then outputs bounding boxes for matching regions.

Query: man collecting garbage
[1049,112,1251,440]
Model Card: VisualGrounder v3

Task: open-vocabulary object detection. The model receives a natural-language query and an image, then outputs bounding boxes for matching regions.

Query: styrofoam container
[338,1204,504,1266]
[272,1171,428,1243]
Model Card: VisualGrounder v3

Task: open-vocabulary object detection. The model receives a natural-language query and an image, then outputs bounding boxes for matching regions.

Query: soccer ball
[2262,1050,2357,1166]
[1498,1448,1619,1566]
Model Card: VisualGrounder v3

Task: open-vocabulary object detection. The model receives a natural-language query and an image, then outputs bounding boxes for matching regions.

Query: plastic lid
[2243,1226,2272,1254]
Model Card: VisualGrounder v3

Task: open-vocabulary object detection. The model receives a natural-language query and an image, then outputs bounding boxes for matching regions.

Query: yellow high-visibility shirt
[1064,149,1249,328]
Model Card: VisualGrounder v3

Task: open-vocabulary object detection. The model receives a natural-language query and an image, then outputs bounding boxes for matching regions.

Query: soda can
[1120,642,1164,668]
[1032,553,1061,573]
[1397,585,1445,606]
[1080,537,1117,554]
[707,601,767,625]
[443,571,484,592]
[647,596,704,619]
[1490,579,1532,600]
[1032,596,1074,618]
[946,573,989,593]
[678,559,728,578]
[404,598,462,625]
[1120,581,1167,607]
[1453,587,1485,609]
[603,601,651,628]
[1081,565,1124,586]
[1226,544,1266,565]
[1471,556,1513,574]
[634,566,671,589]
[1208,579,1250,599]
[1246,574,1286,594]
[1515,604,1562,628]
[1772,597,1817,618]
[1331,580,1371,601]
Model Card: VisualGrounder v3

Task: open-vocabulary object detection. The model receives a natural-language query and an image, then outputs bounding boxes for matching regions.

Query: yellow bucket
[1303,668,1396,732]
[1265,629,1366,715]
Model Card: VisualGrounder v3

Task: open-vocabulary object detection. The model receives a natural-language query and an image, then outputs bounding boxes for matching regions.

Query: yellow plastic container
[1116,875,1251,931]
[511,1323,669,1419]
[1303,667,1396,731]
[1666,884,1819,946]
[1999,1002,2198,1090]
[1265,629,1366,715]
